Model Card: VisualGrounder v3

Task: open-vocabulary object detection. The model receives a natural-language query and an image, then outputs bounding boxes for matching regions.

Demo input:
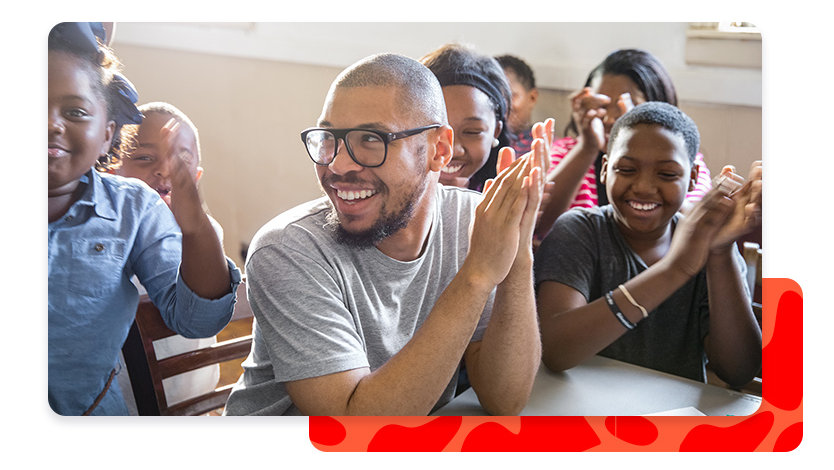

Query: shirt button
[64,215,73,222]
[94,243,105,252]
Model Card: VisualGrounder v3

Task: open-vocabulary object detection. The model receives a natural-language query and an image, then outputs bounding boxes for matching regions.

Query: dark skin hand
[159,119,231,299]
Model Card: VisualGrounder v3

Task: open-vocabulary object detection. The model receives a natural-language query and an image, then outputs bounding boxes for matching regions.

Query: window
[686,22,761,68]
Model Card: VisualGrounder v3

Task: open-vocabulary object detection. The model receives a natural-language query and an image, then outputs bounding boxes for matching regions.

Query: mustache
[321,172,385,192]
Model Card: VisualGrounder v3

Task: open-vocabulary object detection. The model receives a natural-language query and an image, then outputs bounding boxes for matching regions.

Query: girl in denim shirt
[47,22,240,415]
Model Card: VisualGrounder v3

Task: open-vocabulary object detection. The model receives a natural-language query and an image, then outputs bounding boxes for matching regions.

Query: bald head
[329,53,448,126]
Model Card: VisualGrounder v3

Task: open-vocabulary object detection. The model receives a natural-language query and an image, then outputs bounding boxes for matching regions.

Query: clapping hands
[668,161,762,276]
[710,161,763,249]
[570,87,635,153]
[467,141,544,286]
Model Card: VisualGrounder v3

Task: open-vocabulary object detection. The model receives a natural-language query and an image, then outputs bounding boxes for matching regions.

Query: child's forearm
[704,246,762,387]
[180,213,232,299]
[539,258,692,372]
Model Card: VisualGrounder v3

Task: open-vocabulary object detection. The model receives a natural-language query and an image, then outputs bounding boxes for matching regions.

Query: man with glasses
[225,53,545,416]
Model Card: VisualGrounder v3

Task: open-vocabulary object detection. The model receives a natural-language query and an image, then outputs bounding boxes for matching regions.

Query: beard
[323,170,429,249]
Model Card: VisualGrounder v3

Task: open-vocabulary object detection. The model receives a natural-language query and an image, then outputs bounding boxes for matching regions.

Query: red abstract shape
[309,416,347,447]
[604,416,658,446]
[367,416,462,452]
[762,289,803,411]
[679,411,774,451]
[773,422,803,452]
[461,416,600,452]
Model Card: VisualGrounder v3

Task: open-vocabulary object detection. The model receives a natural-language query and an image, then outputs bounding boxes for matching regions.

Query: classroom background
[110,22,762,269]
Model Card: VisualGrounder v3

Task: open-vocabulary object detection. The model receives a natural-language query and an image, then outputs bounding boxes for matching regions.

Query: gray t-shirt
[534,205,747,382]
[224,185,493,415]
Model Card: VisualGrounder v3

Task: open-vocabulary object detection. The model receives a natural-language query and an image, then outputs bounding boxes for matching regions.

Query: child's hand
[710,161,763,250]
[666,187,735,277]
[159,119,209,235]
[616,92,635,116]
[569,87,609,153]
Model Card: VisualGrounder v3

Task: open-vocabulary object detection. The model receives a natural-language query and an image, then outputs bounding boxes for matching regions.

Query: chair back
[122,280,253,415]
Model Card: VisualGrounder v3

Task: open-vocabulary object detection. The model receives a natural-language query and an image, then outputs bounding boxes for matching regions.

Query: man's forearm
[332,261,497,415]
[466,256,540,415]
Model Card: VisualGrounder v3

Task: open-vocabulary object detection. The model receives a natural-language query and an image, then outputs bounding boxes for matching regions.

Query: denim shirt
[48,170,241,415]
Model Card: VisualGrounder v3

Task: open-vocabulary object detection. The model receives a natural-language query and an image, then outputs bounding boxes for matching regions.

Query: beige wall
[114,44,761,268]
[116,44,343,267]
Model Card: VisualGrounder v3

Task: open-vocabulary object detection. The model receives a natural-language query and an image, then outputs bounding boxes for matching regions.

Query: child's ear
[599,154,610,184]
[493,119,504,140]
[689,162,700,191]
[428,125,454,172]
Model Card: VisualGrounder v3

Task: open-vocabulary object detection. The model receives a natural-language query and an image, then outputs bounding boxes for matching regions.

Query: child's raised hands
[665,161,763,277]
[709,161,763,250]
[159,118,209,235]
[571,88,636,153]
[665,185,735,277]
[570,87,609,152]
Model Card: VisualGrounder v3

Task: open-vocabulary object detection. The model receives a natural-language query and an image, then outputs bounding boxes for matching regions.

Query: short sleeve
[246,240,369,383]
[534,208,600,301]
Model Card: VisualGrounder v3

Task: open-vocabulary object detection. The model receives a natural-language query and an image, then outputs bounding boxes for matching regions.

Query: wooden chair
[121,280,254,415]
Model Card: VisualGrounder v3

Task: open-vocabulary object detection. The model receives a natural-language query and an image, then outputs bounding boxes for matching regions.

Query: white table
[434,355,762,416]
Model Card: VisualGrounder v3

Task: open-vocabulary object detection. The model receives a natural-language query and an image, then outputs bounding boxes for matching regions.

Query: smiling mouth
[441,162,464,174]
[48,146,68,158]
[627,201,660,211]
[336,189,378,202]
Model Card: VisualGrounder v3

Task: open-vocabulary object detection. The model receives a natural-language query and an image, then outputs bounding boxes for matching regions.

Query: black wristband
[604,291,636,330]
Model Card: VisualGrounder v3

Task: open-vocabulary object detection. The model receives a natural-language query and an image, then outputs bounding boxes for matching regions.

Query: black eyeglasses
[300,124,441,168]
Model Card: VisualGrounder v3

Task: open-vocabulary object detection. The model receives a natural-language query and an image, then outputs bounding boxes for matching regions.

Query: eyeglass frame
[300,124,442,168]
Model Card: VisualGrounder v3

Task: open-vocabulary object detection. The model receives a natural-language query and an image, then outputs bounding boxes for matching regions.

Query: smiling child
[47,23,239,415]
[534,102,762,386]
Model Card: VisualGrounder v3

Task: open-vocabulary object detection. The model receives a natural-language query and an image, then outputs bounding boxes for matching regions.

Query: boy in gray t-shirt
[225,53,549,416]
[535,102,762,388]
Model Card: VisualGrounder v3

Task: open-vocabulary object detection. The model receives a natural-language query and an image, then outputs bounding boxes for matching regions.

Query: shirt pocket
[70,238,129,298]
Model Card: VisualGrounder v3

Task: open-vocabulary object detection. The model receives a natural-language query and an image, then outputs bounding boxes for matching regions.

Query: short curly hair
[608,102,700,163]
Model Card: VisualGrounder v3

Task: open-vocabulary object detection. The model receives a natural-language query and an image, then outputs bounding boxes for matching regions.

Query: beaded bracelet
[604,291,636,330]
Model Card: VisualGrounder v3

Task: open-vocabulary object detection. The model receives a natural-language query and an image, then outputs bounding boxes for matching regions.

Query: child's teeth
[630,201,658,211]
[442,163,463,174]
